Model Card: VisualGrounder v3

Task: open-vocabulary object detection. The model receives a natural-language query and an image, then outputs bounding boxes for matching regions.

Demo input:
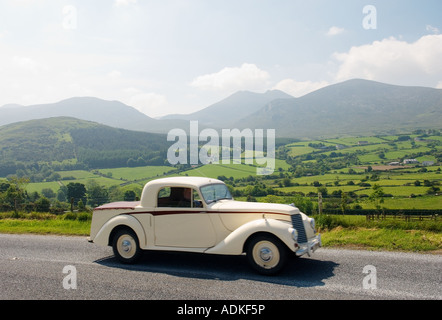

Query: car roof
[144,176,225,189]
[139,176,225,207]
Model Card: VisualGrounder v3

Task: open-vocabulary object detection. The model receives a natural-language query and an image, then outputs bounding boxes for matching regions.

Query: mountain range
[1,79,441,139]
[234,79,442,138]
[0,90,289,135]
[0,97,180,134]
[160,89,293,127]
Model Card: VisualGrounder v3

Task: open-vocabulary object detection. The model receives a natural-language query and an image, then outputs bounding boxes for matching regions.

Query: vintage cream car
[89,176,321,275]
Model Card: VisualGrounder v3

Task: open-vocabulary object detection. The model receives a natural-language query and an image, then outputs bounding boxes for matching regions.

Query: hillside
[0,117,169,176]
[0,97,188,134]
[161,90,293,127]
[234,79,442,138]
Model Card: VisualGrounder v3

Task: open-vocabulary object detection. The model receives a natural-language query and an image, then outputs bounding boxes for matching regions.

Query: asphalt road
[0,233,441,302]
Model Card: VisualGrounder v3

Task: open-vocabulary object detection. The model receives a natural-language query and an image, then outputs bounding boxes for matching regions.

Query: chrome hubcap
[259,247,273,262]
[252,240,280,269]
[122,240,132,252]
[117,235,136,259]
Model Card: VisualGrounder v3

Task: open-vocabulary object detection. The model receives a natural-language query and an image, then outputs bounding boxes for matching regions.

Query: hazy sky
[0,0,441,117]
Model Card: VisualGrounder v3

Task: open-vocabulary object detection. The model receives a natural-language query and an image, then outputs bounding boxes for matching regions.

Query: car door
[153,187,217,248]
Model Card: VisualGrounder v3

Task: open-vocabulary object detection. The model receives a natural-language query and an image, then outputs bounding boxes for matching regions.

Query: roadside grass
[314,214,441,232]
[321,227,441,252]
[0,211,91,236]
[314,214,442,252]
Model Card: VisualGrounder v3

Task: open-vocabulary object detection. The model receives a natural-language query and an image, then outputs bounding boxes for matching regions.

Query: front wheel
[112,228,142,264]
[246,234,288,275]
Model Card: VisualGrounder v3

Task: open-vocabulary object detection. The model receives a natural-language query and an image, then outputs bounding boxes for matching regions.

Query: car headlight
[291,228,298,242]
[310,218,316,233]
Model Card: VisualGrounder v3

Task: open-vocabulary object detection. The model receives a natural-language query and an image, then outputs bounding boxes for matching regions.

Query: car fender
[205,218,295,255]
[93,214,147,248]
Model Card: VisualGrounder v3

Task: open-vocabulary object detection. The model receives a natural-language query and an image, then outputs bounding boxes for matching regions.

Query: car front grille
[291,214,308,243]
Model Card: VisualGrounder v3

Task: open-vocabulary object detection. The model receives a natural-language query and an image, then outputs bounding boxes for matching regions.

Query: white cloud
[108,70,122,79]
[272,79,329,97]
[326,26,345,36]
[333,35,442,88]
[426,25,440,34]
[190,63,270,92]
[114,0,137,7]
[12,56,46,74]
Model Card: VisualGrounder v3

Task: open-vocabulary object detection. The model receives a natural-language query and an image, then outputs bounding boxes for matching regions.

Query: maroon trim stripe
[94,209,292,217]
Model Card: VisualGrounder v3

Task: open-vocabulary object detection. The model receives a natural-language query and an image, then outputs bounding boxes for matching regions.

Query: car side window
[157,187,203,208]
[193,190,203,208]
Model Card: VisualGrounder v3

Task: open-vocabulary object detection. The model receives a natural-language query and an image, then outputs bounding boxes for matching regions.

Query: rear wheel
[246,234,288,275]
[112,228,142,264]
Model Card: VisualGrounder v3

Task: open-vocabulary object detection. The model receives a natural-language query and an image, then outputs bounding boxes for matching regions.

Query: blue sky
[0,0,441,117]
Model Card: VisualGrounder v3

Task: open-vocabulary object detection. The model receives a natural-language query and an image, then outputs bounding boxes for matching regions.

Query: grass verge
[314,214,442,253]
[321,227,441,252]
[0,211,91,236]
[0,219,91,236]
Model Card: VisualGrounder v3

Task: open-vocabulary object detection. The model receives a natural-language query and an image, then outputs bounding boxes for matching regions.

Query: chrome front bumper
[295,234,322,257]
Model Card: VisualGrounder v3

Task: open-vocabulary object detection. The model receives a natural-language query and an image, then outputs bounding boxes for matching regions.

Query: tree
[57,188,67,202]
[426,185,440,195]
[0,182,10,193]
[289,195,314,215]
[369,184,385,212]
[312,181,322,187]
[77,199,86,211]
[66,182,87,206]
[283,177,292,187]
[340,192,349,214]
[123,190,137,201]
[35,197,51,212]
[42,188,56,199]
[423,180,432,187]
[4,185,23,214]
[86,180,109,207]
[317,186,328,198]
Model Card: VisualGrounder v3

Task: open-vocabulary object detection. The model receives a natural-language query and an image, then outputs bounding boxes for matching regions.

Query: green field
[96,166,176,181]
[0,132,438,211]
[180,163,259,179]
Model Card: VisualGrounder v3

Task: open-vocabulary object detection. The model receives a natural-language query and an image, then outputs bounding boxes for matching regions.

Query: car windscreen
[200,184,232,204]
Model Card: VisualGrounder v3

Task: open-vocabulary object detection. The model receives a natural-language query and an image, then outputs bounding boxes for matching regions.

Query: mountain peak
[234,79,442,138]
[161,89,294,127]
